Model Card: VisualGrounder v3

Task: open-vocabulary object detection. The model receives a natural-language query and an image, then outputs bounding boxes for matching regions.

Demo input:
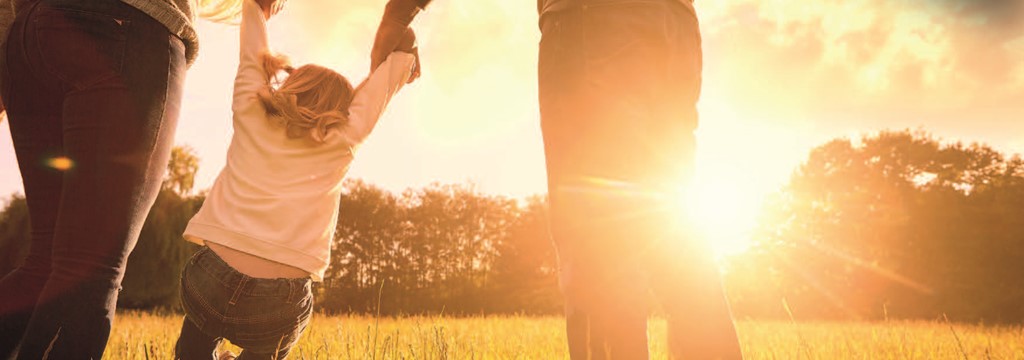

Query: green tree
[322,179,407,312]
[119,145,204,308]
[0,195,30,276]
[734,130,1024,322]
[163,145,200,195]
[320,181,561,315]
[488,196,560,314]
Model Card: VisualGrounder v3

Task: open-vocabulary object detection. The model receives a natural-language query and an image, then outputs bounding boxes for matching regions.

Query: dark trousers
[538,1,743,359]
[175,247,313,360]
[0,0,185,358]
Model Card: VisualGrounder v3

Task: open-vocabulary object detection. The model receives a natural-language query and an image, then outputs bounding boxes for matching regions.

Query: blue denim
[0,0,185,358]
[175,247,313,360]
[538,1,743,359]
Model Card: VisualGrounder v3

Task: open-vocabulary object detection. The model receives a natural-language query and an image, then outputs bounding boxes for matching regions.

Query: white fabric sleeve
[342,52,416,146]
[232,0,271,113]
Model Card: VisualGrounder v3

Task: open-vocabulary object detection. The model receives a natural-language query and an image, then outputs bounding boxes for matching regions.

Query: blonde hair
[257,53,355,143]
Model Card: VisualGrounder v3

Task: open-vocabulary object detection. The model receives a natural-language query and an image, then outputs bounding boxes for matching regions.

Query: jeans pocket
[581,5,670,92]
[225,286,313,353]
[538,17,563,76]
[31,4,129,90]
[180,262,225,331]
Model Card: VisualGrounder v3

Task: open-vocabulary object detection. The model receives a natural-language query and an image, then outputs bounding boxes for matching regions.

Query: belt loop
[190,247,204,265]
[228,276,249,306]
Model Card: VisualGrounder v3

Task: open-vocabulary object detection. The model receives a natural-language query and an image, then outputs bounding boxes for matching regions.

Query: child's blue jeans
[175,246,313,360]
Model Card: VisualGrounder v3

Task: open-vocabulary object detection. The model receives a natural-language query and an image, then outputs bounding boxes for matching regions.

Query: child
[173,0,417,358]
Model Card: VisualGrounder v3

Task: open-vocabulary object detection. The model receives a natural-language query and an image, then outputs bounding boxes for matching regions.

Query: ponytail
[256,53,355,143]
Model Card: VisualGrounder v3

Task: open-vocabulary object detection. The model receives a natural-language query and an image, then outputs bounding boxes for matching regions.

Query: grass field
[105,311,1024,359]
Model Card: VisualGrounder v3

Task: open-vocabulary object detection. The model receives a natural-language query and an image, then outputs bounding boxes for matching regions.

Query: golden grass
[104,311,1024,359]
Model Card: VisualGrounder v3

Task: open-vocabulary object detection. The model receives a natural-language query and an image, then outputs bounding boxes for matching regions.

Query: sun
[679,176,759,258]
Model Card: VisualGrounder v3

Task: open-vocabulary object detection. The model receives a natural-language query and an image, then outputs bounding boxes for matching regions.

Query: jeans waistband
[539,0,695,29]
[23,0,138,19]
[191,247,312,299]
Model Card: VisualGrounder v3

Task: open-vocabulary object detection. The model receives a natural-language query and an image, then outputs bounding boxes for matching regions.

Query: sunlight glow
[682,177,760,258]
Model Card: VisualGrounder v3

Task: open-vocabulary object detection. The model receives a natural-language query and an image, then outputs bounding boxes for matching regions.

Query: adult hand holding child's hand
[255,0,287,19]
[394,29,422,83]
[371,21,422,84]
[371,0,423,84]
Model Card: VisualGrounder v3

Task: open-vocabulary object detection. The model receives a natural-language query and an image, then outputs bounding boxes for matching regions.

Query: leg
[538,10,602,359]
[12,2,186,358]
[650,240,743,359]
[231,303,310,360]
[220,275,313,360]
[647,4,742,359]
[231,297,312,360]
[540,2,742,359]
[556,256,591,359]
[563,307,590,360]
[540,4,671,358]
[0,2,68,356]
[175,317,222,360]
[235,346,292,360]
[589,275,650,360]
[540,7,655,358]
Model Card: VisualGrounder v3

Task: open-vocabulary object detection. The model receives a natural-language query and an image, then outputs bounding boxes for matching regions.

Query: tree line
[725,130,1024,323]
[0,146,561,315]
[2,129,1024,322]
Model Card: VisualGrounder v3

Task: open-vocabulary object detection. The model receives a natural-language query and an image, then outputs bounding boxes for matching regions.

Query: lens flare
[47,156,74,171]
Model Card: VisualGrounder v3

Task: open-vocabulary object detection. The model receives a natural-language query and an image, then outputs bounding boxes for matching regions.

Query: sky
[1,0,1022,252]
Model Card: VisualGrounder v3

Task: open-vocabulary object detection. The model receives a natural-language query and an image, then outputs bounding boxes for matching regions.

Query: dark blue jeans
[175,247,313,360]
[538,1,743,359]
[0,0,185,358]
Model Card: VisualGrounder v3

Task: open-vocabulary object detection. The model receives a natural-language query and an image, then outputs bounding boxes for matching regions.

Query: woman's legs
[0,0,185,358]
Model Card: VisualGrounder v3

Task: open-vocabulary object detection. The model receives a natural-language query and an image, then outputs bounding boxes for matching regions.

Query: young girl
[173,0,417,358]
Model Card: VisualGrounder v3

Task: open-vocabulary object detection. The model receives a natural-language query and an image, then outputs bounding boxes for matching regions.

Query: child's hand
[395,28,416,53]
[255,0,286,19]
[394,29,421,83]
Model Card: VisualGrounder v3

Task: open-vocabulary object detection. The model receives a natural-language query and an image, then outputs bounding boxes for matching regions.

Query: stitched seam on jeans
[221,297,308,325]
[222,304,290,324]
[228,276,249,306]
[184,273,226,322]
[139,32,171,198]
[17,1,44,86]
[193,249,303,297]
[230,319,303,341]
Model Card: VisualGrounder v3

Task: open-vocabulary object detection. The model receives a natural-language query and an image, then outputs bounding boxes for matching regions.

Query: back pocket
[32,5,129,89]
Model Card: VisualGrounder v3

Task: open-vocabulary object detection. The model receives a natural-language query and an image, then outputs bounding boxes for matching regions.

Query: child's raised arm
[342,52,417,146]
[233,0,272,112]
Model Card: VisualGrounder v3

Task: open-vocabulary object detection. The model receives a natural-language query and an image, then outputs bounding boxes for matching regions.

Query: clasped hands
[254,0,422,84]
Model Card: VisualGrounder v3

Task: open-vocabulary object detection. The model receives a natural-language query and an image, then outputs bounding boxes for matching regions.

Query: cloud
[699,0,1024,124]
